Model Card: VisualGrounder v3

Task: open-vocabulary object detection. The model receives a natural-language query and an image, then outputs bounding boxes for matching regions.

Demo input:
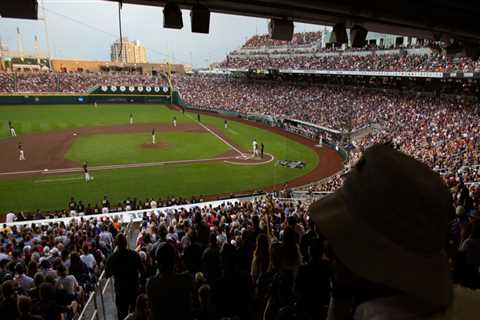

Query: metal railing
[76,222,136,320]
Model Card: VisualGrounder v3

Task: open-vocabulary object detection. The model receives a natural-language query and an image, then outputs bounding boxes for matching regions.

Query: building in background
[110,38,147,64]
[50,58,187,74]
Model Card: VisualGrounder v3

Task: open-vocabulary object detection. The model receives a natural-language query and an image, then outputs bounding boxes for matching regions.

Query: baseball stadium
[1,1,480,320]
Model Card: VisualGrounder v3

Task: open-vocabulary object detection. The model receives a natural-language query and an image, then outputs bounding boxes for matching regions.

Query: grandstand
[1,1,480,320]
[221,33,480,72]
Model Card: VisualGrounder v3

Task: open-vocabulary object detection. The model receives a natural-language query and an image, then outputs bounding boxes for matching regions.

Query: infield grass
[65,132,230,165]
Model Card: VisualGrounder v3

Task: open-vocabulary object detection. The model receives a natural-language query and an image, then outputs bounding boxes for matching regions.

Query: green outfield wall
[0,93,173,105]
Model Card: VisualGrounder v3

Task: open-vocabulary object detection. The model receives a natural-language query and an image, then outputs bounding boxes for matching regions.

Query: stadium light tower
[16,27,24,61]
[40,0,52,59]
[33,35,40,63]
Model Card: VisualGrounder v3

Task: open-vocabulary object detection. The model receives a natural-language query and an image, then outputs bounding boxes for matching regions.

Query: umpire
[106,233,145,320]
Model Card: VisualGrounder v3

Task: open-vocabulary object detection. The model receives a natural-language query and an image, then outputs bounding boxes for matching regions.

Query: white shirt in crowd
[6,212,17,223]
[58,275,79,295]
[150,199,157,209]
[80,253,96,270]
[15,274,34,291]
[0,253,10,262]
[99,231,114,248]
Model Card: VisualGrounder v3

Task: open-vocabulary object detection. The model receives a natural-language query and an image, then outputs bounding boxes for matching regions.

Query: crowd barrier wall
[3,196,257,227]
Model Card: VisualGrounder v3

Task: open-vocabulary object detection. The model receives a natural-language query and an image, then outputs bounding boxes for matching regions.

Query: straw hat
[309,144,452,307]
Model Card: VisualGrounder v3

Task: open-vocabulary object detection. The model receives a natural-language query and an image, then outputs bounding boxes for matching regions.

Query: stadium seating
[0,72,168,93]
[220,32,480,72]
[242,31,322,48]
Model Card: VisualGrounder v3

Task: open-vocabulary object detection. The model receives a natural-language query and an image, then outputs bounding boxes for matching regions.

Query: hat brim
[308,190,452,307]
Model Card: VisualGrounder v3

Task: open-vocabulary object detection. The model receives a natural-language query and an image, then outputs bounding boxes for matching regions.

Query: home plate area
[224,153,275,165]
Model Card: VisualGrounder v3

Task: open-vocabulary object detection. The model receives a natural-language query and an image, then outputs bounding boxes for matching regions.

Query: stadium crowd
[0,72,167,93]
[222,31,480,72]
[0,215,123,320]
[242,31,322,48]
[3,188,479,320]
[221,52,480,72]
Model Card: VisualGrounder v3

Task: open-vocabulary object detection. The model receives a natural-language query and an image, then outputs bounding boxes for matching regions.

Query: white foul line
[0,155,238,177]
[187,115,244,156]
[34,177,84,183]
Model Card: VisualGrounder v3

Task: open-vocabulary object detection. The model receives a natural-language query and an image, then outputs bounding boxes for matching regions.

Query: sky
[0,0,324,67]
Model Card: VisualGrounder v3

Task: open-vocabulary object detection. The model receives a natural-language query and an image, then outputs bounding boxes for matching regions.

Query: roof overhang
[106,0,480,44]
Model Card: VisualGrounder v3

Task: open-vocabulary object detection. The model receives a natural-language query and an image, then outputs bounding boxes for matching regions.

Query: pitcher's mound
[141,141,169,149]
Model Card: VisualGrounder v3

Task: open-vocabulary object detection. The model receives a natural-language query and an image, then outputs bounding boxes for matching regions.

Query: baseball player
[152,128,156,144]
[173,116,177,127]
[9,121,16,137]
[83,161,91,182]
[261,142,264,159]
[252,139,258,157]
[197,113,201,122]
[129,113,133,125]
[18,143,25,160]
[224,119,228,129]
[94,101,98,108]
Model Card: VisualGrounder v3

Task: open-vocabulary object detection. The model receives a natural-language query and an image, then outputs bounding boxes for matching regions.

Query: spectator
[56,264,80,303]
[251,233,270,284]
[17,295,44,320]
[123,294,150,320]
[212,242,253,320]
[295,238,331,319]
[0,280,19,319]
[201,233,221,285]
[15,263,34,292]
[32,282,71,320]
[458,220,480,289]
[106,233,144,320]
[308,144,479,319]
[147,242,195,320]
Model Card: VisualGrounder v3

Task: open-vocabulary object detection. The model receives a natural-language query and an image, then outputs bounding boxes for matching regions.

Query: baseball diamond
[0,104,342,213]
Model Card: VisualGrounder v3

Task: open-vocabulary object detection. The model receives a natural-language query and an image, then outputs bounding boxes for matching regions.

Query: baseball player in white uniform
[18,143,25,160]
[173,116,177,127]
[152,129,156,144]
[9,121,16,137]
[252,139,258,157]
[83,162,91,182]
[224,119,228,129]
[129,113,133,125]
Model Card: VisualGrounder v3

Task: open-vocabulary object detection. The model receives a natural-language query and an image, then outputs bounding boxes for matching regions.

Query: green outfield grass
[0,104,319,214]
[0,104,188,139]
[65,132,230,165]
